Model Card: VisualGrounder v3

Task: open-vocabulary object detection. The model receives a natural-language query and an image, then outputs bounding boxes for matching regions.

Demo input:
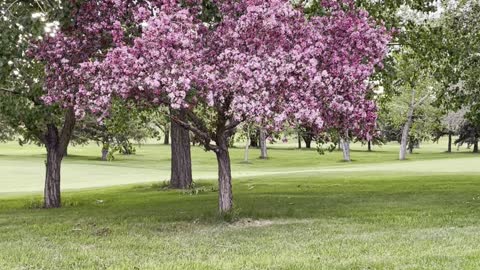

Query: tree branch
[0,87,44,106]
[414,93,430,108]
[184,110,211,137]
[170,114,216,151]
[58,107,76,156]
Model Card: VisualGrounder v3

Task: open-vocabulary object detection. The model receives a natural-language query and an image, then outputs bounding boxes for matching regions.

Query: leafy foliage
[73,100,155,159]
[0,0,70,146]
[378,52,441,152]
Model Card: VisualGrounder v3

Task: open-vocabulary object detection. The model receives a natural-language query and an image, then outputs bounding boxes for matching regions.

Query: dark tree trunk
[297,130,302,149]
[63,147,68,157]
[474,141,479,153]
[215,136,233,214]
[167,104,236,214]
[170,110,192,189]
[250,129,259,147]
[447,133,452,153]
[368,140,372,152]
[259,128,268,159]
[43,109,76,209]
[44,135,62,209]
[408,144,414,154]
[163,125,170,145]
[304,138,312,149]
[301,127,313,149]
[302,132,313,149]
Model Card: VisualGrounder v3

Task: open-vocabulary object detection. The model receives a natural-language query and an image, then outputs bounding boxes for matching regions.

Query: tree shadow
[4,174,478,226]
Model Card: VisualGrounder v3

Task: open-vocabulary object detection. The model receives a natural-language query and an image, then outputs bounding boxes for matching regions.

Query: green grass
[0,138,476,194]
[1,139,480,269]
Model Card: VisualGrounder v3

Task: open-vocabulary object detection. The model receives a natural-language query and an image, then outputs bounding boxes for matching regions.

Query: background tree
[298,125,315,149]
[74,100,154,161]
[0,114,14,143]
[151,108,171,145]
[455,121,480,153]
[379,53,440,159]
[435,1,480,143]
[433,108,466,152]
[258,128,268,160]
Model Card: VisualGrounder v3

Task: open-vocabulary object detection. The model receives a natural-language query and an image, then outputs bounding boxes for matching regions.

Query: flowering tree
[26,0,164,207]
[64,0,390,213]
[0,0,75,209]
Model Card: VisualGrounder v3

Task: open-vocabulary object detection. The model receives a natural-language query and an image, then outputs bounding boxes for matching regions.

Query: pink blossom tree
[29,0,170,207]
[60,0,390,213]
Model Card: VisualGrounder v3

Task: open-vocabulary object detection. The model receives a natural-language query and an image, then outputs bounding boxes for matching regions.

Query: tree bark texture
[400,90,415,160]
[44,136,62,209]
[43,108,76,208]
[341,137,351,162]
[215,136,233,214]
[170,109,193,189]
[259,128,268,159]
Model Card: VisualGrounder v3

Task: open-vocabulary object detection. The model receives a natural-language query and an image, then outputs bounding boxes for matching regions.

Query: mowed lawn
[1,139,480,269]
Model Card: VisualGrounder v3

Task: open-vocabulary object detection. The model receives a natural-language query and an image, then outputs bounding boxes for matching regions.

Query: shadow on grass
[2,174,479,226]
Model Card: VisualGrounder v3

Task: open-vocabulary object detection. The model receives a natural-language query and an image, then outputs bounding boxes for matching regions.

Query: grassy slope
[1,140,480,269]
[0,138,477,194]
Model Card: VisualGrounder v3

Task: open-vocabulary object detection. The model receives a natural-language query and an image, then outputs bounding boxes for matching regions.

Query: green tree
[0,114,14,142]
[433,108,466,152]
[455,121,480,153]
[379,52,441,159]
[74,100,155,161]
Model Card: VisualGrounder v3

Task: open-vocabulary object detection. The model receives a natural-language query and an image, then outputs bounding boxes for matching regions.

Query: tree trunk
[399,118,413,160]
[215,137,233,214]
[43,109,76,209]
[304,137,312,149]
[244,126,250,162]
[447,133,452,153]
[297,130,302,149]
[101,147,109,161]
[341,137,351,162]
[170,110,192,189]
[163,125,170,145]
[367,140,372,152]
[408,143,414,154]
[399,90,415,160]
[474,141,479,153]
[250,129,259,148]
[44,140,62,209]
[259,128,268,159]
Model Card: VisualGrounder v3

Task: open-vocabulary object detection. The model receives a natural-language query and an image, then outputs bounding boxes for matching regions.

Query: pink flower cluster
[34,0,391,140]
